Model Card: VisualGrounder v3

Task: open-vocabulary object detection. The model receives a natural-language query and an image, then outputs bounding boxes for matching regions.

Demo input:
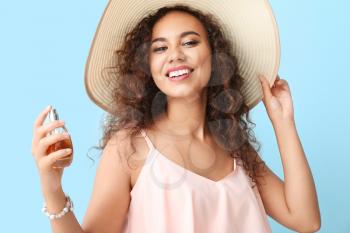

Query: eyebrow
[151,31,201,44]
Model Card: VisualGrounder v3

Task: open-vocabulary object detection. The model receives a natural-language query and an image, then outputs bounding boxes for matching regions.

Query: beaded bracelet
[42,194,74,220]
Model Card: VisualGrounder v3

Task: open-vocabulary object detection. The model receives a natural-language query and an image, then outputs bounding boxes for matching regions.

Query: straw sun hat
[85,0,280,114]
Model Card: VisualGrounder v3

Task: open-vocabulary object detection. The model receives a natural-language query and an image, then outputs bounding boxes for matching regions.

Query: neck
[161,90,208,141]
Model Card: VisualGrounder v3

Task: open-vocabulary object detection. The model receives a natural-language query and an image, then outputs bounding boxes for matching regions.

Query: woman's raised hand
[258,74,294,124]
[31,105,73,194]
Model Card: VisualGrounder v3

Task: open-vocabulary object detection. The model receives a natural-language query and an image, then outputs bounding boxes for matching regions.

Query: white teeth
[169,69,190,78]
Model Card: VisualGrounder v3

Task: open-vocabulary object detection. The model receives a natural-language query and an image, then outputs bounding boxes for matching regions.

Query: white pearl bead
[42,194,73,220]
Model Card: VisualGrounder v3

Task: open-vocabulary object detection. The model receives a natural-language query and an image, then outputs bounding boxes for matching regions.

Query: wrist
[272,117,295,128]
[40,177,63,195]
[42,187,64,197]
[41,186,63,200]
[42,193,73,220]
[41,187,66,209]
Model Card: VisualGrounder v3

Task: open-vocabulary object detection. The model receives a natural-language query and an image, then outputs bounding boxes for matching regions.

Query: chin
[164,87,205,100]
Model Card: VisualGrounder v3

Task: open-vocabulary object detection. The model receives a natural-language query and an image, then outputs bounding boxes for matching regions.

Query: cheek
[149,55,164,77]
[196,52,212,85]
[200,47,212,68]
[202,53,212,72]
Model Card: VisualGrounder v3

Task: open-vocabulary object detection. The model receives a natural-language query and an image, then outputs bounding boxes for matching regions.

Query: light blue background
[1,0,349,232]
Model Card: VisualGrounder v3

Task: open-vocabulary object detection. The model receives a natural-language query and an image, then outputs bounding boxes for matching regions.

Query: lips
[165,65,194,77]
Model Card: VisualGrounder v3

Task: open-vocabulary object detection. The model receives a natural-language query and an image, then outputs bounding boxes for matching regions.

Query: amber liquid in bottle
[46,107,74,169]
[46,138,73,168]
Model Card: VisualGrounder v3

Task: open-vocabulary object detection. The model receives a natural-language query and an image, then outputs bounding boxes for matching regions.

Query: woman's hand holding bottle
[31,105,73,195]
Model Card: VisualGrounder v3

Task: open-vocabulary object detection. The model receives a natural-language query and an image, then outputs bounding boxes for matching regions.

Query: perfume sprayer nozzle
[48,108,59,121]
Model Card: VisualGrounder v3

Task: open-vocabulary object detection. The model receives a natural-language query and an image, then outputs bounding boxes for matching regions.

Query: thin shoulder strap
[140,129,154,150]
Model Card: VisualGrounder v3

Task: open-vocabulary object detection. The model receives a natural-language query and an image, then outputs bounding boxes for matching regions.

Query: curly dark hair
[92,4,267,189]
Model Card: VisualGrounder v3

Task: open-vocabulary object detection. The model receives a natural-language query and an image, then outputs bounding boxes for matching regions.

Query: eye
[183,40,199,46]
[152,46,167,53]
[152,40,199,53]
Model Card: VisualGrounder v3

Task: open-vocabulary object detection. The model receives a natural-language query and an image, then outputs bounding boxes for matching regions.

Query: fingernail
[46,105,51,110]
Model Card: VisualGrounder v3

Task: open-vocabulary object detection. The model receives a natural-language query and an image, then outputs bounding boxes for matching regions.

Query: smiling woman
[31,0,320,233]
[97,4,265,193]
[83,4,277,233]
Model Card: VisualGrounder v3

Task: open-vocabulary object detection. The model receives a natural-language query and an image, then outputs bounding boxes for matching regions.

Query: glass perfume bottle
[46,107,74,168]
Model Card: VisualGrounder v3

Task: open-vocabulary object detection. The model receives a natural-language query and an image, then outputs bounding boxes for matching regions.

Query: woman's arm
[256,120,321,232]
[256,75,321,232]
[40,130,131,233]
[81,129,132,233]
[32,106,87,233]
[275,119,320,230]
[42,131,131,233]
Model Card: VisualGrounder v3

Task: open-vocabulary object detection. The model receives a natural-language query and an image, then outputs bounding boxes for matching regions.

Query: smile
[168,69,192,78]
[167,69,194,82]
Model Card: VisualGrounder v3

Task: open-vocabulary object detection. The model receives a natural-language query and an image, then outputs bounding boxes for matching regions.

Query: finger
[275,77,290,91]
[32,120,65,150]
[35,120,65,140]
[274,75,281,87]
[41,148,73,169]
[33,105,52,130]
[258,75,273,100]
[37,132,71,158]
[278,78,288,86]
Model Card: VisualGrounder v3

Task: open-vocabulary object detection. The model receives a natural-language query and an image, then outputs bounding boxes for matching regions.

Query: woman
[31,1,321,232]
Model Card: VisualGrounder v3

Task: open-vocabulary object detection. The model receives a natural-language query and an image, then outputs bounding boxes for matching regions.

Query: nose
[168,46,185,63]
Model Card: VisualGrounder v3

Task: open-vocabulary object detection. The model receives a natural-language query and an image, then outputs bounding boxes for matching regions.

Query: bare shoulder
[82,128,136,233]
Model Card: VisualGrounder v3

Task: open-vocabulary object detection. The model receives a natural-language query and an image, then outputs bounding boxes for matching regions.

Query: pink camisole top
[121,129,272,233]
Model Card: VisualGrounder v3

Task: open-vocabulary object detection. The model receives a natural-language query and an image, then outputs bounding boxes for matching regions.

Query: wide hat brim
[85,0,280,114]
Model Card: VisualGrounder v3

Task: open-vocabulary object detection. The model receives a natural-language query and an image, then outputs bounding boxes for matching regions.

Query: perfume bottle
[46,107,74,168]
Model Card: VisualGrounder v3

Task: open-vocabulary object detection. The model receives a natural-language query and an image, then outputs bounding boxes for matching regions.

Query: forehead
[152,11,207,38]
